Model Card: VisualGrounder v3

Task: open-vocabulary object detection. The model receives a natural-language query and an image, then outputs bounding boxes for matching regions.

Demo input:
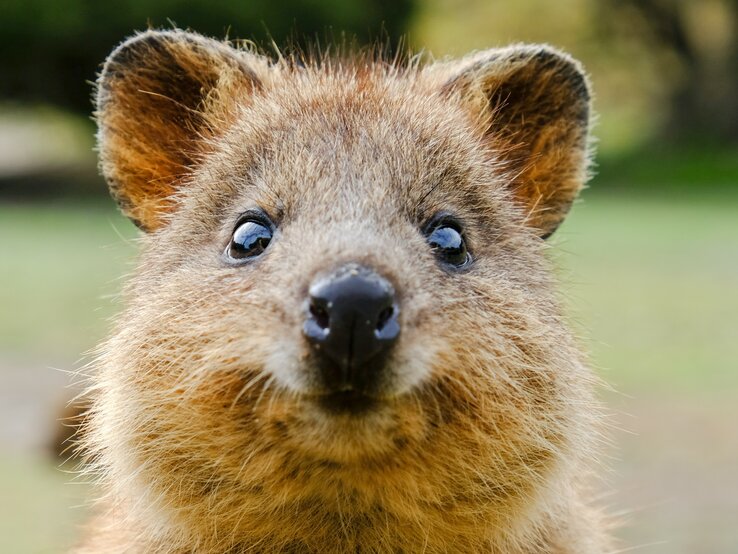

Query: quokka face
[87,29,599,551]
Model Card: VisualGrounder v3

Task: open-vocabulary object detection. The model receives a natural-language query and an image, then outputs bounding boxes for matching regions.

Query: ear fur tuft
[96,29,265,231]
[440,45,593,237]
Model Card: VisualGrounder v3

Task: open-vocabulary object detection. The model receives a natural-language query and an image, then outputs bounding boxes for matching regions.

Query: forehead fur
[193,63,506,225]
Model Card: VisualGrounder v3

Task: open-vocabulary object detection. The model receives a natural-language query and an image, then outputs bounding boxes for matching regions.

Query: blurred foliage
[411,0,738,154]
[0,0,414,113]
[601,0,738,143]
[1,0,737,196]
[595,143,738,191]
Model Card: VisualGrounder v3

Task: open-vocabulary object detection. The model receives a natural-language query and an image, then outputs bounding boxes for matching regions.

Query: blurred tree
[410,0,662,154]
[600,0,738,142]
[0,0,414,113]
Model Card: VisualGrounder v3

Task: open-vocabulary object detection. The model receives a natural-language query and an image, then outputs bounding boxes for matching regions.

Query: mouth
[315,389,379,415]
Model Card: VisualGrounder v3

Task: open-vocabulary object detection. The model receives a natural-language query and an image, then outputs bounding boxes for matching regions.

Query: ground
[1,192,736,553]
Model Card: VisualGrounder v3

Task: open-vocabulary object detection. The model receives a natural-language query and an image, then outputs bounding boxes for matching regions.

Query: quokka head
[91,28,594,535]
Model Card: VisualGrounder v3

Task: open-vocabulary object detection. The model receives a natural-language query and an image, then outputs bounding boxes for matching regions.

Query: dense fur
[78,29,610,553]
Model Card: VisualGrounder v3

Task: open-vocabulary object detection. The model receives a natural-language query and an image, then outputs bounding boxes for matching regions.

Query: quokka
[75,29,611,553]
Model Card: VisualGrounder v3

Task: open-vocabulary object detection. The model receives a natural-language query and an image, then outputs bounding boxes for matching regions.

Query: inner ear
[96,30,265,231]
[441,46,592,238]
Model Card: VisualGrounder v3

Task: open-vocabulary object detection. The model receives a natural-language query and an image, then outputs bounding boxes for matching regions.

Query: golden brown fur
[77,29,611,553]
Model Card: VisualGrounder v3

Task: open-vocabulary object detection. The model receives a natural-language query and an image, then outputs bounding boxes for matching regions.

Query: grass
[0,456,89,554]
[553,189,738,391]
[0,201,138,362]
[2,191,736,388]
[1,190,737,552]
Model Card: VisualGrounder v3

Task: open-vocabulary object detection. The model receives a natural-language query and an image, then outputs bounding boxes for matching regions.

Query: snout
[303,264,400,399]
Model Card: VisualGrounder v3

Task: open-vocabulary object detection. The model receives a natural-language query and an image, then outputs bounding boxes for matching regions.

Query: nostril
[309,300,331,330]
[304,265,401,390]
[376,305,394,332]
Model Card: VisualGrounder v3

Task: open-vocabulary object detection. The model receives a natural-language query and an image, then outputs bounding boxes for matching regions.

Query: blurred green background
[1,1,736,552]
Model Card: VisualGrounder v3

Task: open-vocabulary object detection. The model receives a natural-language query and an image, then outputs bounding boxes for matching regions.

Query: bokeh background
[1,1,737,552]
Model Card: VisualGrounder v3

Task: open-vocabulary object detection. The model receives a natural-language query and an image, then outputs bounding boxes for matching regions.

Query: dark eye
[226,216,273,261]
[426,217,470,268]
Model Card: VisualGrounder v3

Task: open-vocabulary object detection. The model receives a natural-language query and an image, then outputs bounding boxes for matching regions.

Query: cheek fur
[264,331,311,393]
[388,326,443,395]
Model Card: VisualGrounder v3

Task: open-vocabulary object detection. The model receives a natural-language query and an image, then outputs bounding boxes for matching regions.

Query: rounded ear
[96,30,266,231]
[440,45,593,238]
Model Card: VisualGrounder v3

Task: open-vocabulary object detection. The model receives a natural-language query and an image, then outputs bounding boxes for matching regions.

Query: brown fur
[77,29,611,553]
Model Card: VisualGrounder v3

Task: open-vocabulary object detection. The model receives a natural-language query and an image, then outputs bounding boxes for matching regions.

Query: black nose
[303,264,400,392]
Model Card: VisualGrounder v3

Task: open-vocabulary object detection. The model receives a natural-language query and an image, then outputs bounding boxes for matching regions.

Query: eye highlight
[225,213,274,261]
[425,215,471,268]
